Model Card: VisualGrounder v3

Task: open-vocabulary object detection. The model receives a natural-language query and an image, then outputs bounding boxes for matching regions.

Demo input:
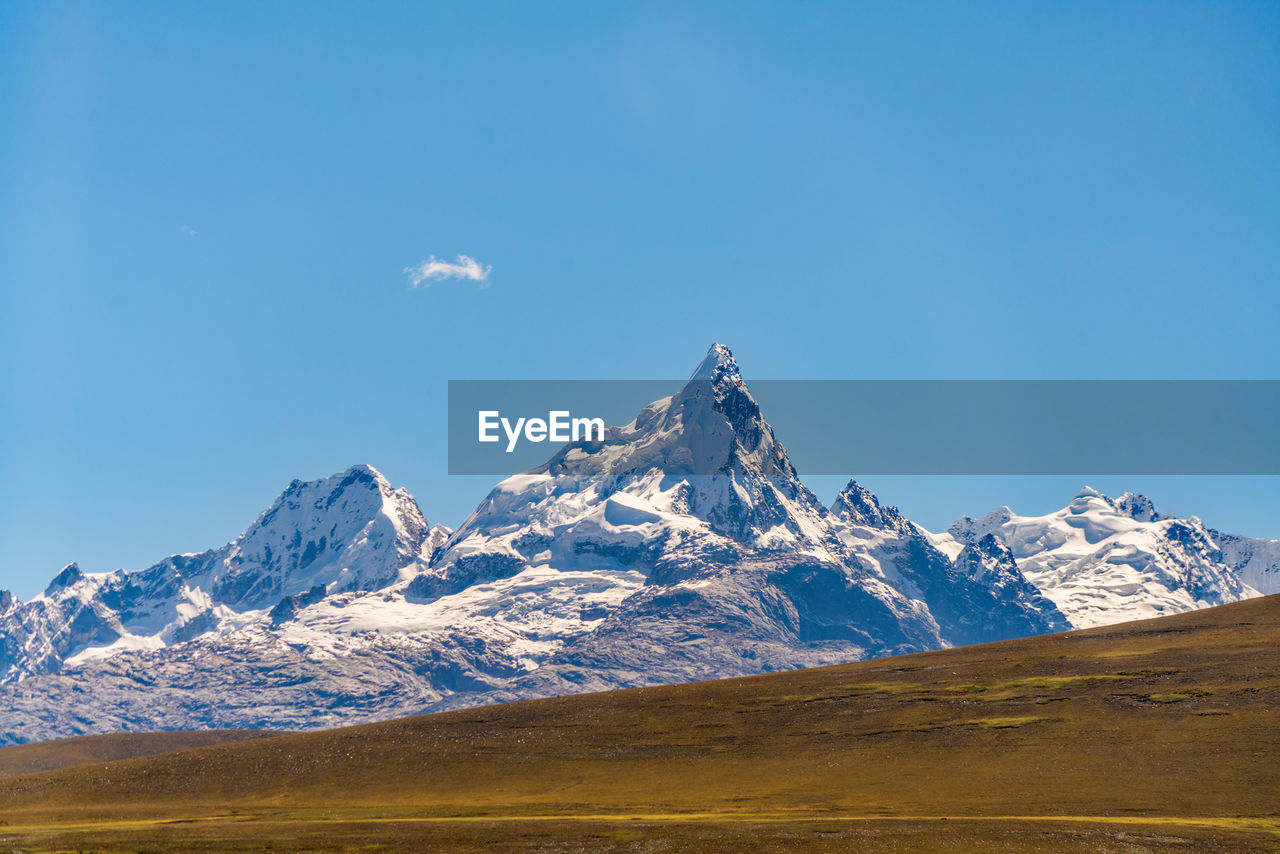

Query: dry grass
[0,730,282,779]
[1,595,1278,851]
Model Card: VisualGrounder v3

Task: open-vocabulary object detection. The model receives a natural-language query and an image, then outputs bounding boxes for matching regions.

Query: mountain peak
[533,343,798,481]
[677,343,797,481]
[278,464,387,502]
[689,342,740,382]
[329,463,391,493]
[43,563,83,597]
[1117,492,1162,523]
[347,462,386,480]
[204,464,433,611]
[831,480,908,532]
[948,506,1015,544]
[1069,486,1117,516]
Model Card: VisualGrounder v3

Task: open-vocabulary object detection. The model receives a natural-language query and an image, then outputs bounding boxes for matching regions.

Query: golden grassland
[0,730,281,780]
[1,595,1278,852]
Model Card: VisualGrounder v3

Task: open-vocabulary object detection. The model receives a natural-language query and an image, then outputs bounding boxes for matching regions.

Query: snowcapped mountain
[426,345,1069,703]
[0,344,1270,744]
[0,465,448,682]
[828,481,1070,645]
[942,487,1264,628]
[421,347,943,701]
[1207,529,1280,596]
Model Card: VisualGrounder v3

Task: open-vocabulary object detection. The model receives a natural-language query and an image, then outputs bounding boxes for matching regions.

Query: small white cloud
[179,225,198,238]
[404,254,492,288]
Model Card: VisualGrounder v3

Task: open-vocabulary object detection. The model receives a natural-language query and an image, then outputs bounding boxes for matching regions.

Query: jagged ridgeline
[0,345,1276,744]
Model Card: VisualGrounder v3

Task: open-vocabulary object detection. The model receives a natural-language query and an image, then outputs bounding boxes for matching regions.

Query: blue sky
[2,2,1278,599]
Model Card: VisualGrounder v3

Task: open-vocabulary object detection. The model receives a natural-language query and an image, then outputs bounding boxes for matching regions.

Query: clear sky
[2,2,1278,599]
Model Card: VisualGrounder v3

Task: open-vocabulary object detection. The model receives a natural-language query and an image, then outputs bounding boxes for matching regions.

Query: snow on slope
[394,345,943,701]
[1211,530,1280,595]
[828,481,1071,643]
[0,465,446,683]
[943,487,1261,628]
[414,346,1064,704]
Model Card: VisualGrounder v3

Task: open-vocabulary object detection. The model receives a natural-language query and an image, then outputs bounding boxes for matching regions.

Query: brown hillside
[1,595,1278,851]
[0,729,283,778]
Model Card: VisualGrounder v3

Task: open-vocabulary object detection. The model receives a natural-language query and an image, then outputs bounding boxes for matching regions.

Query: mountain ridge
[943,485,1266,628]
[0,344,1273,743]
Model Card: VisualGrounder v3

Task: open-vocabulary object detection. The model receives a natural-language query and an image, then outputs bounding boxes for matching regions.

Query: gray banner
[448,380,1280,475]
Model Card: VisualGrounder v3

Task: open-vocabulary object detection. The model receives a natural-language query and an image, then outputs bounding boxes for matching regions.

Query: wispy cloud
[179,225,198,238]
[404,254,492,288]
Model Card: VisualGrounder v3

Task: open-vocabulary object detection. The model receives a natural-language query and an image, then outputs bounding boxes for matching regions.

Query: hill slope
[2,595,1278,852]
[0,730,281,778]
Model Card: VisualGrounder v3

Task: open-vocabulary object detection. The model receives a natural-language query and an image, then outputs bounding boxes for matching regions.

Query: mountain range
[1,344,1275,745]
